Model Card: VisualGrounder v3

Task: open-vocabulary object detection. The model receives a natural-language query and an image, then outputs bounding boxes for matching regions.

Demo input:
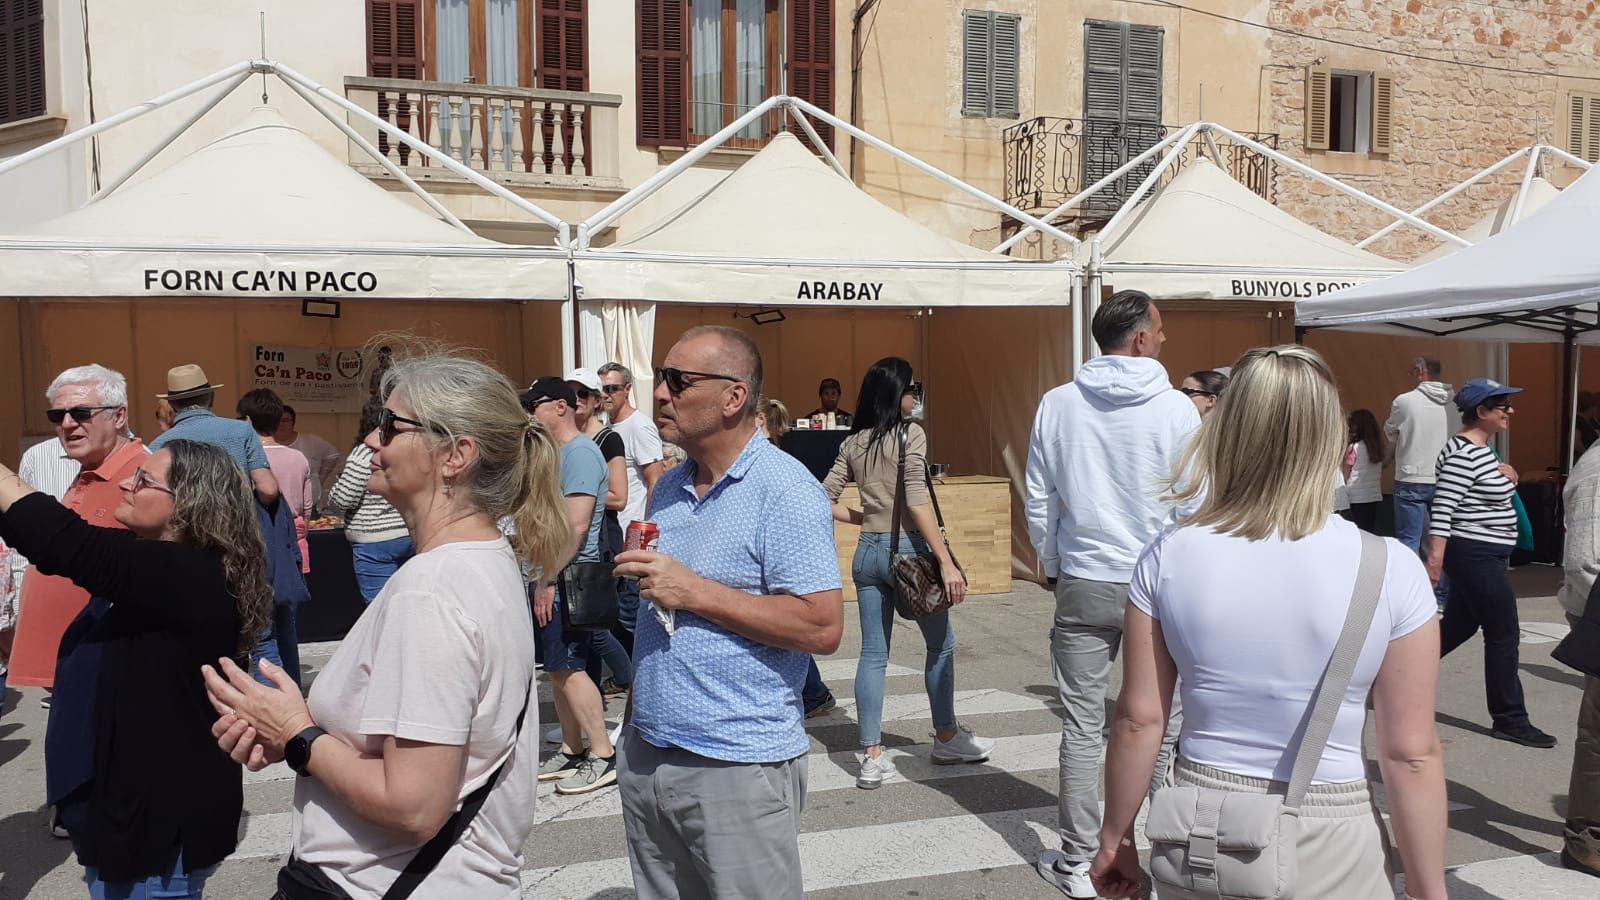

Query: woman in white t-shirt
[204,347,572,899]
[1089,345,1447,900]
[1341,408,1387,532]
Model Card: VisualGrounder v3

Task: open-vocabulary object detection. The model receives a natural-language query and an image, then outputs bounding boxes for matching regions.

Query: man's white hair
[47,364,129,408]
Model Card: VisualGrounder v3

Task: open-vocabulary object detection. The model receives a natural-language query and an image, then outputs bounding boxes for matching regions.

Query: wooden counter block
[831,475,1012,602]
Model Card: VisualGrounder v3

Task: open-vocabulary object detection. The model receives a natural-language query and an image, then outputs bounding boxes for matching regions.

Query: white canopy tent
[0,106,570,301]
[1410,176,1560,264]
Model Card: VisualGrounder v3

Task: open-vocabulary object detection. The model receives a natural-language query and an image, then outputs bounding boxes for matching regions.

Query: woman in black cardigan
[0,439,272,897]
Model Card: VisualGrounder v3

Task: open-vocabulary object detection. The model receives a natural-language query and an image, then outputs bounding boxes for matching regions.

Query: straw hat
[157,364,224,401]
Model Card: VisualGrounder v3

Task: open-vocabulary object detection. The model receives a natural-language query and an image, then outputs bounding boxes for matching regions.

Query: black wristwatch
[285,726,327,777]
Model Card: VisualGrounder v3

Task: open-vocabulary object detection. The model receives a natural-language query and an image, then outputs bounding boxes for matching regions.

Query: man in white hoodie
[1387,357,1453,556]
[1025,290,1201,898]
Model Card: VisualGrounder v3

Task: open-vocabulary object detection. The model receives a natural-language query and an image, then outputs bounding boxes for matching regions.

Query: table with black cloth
[300,527,367,642]
[780,429,850,481]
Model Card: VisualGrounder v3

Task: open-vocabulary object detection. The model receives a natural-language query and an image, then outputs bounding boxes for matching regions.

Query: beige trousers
[1154,758,1395,900]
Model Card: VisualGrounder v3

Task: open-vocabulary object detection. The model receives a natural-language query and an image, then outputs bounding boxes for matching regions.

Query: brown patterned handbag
[889,424,964,620]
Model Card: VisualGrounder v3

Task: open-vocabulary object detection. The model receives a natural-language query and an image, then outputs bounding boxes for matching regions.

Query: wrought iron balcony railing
[1003,117,1280,218]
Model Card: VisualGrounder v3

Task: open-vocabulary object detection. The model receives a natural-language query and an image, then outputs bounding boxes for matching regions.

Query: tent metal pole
[786,95,1081,247]
[1071,275,1083,373]
[1201,128,1226,172]
[1098,122,1203,241]
[993,126,1189,254]
[87,72,252,204]
[1086,239,1104,360]
[1562,328,1578,478]
[1508,144,1543,227]
[783,103,849,179]
[1544,144,1595,170]
[0,60,255,180]
[1205,122,1471,248]
[1571,342,1584,476]
[277,75,470,232]
[270,62,570,245]
[582,95,787,239]
[562,257,578,373]
[1353,147,1529,249]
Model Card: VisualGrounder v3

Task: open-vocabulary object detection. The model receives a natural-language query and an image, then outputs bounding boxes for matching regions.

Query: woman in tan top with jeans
[824,357,994,789]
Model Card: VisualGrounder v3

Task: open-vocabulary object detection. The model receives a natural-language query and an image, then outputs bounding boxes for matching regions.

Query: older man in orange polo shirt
[7,364,148,689]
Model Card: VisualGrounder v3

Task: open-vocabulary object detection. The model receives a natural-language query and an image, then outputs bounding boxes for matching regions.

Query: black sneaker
[805,691,837,718]
[537,751,589,783]
[599,677,630,699]
[1491,724,1557,749]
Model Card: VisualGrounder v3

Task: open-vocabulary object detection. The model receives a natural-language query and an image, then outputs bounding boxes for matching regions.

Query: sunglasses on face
[1179,387,1216,398]
[573,387,597,402]
[47,405,118,425]
[600,384,628,395]
[378,408,435,446]
[131,468,173,496]
[654,367,743,395]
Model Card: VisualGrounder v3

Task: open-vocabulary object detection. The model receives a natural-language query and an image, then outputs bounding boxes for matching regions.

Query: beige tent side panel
[1154,303,1290,384]
[519,302,566,387]
[0,300,25,463]
[24,301,143,438]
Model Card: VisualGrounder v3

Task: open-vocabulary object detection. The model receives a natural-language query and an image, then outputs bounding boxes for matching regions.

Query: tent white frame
[994,121,1473,359]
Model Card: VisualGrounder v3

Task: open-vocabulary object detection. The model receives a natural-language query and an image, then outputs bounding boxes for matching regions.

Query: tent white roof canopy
[1085,157,1401,301]
[573,131,1074,308]
[0,59,571,303]
[1410,176,1561,264]
[1296,160,1600,344]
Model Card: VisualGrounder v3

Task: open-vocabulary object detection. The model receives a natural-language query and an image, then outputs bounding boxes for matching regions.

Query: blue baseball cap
[1453,378,1522,412]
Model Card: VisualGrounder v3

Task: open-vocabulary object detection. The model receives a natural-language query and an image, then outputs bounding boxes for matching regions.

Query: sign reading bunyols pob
[251,344,367,413]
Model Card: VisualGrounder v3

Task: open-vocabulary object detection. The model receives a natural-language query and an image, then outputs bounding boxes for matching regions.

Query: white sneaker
[1035,849,1096,899]
[930,724,995,764]
[855,751,900,790]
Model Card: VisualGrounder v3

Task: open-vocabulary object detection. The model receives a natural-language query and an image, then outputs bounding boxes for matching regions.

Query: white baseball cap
[565,367,602,391]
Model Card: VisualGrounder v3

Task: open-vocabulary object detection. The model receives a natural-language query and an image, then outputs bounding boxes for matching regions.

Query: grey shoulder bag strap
[1145,530,1388,899]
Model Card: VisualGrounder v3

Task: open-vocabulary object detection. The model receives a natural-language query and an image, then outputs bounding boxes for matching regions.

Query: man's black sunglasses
[655,367,744,394]
[1179,387,1216,398]
[378,408,438,445]
[47,405,118,425]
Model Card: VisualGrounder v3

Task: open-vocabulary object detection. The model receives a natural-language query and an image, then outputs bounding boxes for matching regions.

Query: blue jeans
[584,628,633,688]
[351,537,416,603]
[84,848,213,899]
[273,603,301,688]
[802,658,831,710]
[852,532,956,747]
[1391,482,1435,554]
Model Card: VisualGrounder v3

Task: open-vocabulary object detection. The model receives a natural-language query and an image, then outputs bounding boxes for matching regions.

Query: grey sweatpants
[1052,574,1182,864]
[618,726,809,900]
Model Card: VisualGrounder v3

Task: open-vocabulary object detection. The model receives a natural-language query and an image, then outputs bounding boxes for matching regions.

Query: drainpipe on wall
[849,0,881,182]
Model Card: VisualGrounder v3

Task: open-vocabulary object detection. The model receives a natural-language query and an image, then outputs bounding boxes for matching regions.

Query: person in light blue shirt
[147,364,279,505]
[615,327,843,900]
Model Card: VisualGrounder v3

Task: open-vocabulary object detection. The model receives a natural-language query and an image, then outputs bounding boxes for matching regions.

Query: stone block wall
[1264,0,1600,261]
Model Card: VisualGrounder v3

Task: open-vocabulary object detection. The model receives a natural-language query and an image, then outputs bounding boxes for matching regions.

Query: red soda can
[625,521,660,553]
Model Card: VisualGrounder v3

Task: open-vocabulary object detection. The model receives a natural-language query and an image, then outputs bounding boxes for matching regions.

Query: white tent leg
[562,258,578,373]
[1205,123,1470,248]
[1508,145,1543,227]
[0,60,255,179]
[270,62,570,245]
[1099,123,1203,240]
[1070,276,1083,373]
[277,75,470,232]
[1570,345,1583,475]
[784,104,849,179]
[88,72,252,204]
[994,127,1190,254]
[1355,147,1529,249]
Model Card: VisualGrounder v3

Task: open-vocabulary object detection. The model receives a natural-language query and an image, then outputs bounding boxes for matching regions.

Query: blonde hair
[757,395,790,444]
[376,337,571,582]
[1168,345,1345,541]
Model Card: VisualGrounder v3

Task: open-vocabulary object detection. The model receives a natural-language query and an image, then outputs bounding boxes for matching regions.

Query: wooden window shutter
[1369,73,1394,154]
[538,0,587,91]
[1588,94,1600,163]
[1305,65,1331,150]
[0,0,47,125]
[1124,24,1162,124]
[961,12,991,116]
[637,0,687,146]
[1569,93,1588,160]
[789,0,834,151]
[1082,21,1123,122]
[990,13,1020,118]
[367,0,424,79]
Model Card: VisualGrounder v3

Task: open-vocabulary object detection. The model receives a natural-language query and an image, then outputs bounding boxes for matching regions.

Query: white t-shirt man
[294,538,538,899]
[1130,515,1435,784]
[611,410,663,528]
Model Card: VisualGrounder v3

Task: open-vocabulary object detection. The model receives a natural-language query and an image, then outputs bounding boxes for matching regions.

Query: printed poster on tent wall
[249,344,368,413]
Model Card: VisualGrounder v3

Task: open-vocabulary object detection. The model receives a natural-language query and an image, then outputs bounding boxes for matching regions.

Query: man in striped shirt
[1426,378,1555,749]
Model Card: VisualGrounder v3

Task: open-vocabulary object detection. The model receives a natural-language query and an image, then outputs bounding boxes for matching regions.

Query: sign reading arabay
[796,280,885,301]
[143,268,380,294]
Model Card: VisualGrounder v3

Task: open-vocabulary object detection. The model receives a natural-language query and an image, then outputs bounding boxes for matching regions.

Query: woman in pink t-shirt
[238,390,313,572]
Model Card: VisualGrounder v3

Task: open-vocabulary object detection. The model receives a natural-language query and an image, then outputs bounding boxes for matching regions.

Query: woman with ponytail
[204,342,571,899]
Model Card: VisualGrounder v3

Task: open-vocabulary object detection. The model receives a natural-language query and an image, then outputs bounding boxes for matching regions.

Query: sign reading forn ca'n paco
[1227,278,1363,299]
[143,268,380,294]
[251,344,368,413]
[796,280,885,301]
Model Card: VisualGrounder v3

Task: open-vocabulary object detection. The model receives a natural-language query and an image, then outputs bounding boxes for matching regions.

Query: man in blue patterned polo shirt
[614,326,843,900]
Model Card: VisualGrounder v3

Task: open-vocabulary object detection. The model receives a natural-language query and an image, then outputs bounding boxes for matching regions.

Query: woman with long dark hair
[0,439,273,897]
[823,358,993,789]
[1342,409,1387,531]
[1179,370,1228,418]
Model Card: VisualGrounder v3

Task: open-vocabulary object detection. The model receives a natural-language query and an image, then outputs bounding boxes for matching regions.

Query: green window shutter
[1124,24,1162,124]
[990,13,1020,118]
[962,11,991,117]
